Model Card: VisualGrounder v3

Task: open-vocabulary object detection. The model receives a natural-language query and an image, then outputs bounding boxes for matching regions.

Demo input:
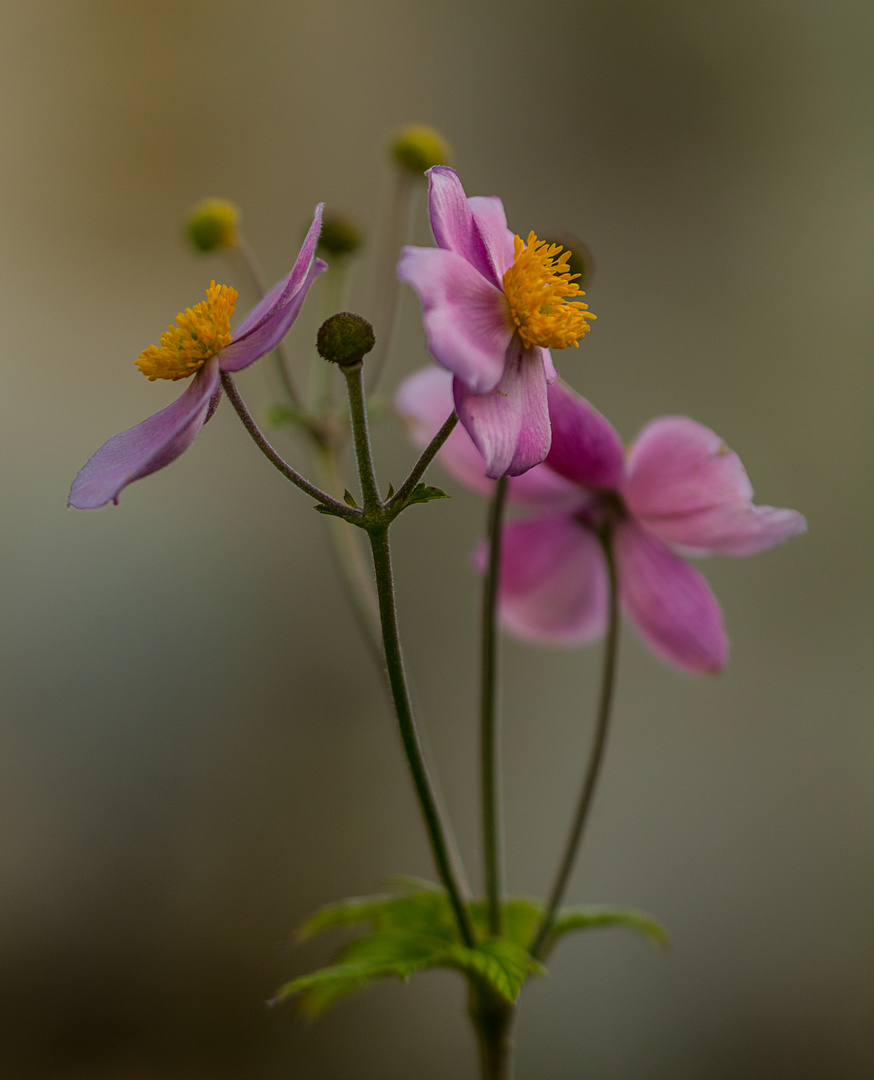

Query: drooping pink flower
[397,368,806,673]
[397,167,594,479]
[69,206,326,509]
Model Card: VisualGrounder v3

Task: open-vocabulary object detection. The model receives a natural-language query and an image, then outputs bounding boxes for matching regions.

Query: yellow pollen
[135,281,238,381]
[502,232,595,350]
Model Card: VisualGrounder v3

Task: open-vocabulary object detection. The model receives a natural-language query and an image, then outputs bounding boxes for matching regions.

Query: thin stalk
[481,476,509,936]
[470,987,516,1080]
[219,372,354,518]
[341,361,475,947]
[233,231,304,412]
[530,527,621,959]
[365,168,417,392]
[386,411,458,514]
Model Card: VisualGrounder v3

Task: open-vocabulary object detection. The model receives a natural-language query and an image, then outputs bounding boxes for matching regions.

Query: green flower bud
[390,125,452,175]
[317,213,363,258]
[540,232,595,289]
[316,313,375,367]
[186,198,239,253]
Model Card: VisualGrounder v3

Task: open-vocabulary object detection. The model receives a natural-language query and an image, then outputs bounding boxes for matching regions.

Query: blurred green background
[0,1,871,1077]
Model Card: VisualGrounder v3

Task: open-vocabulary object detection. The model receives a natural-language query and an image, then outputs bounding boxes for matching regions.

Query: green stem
[386,411,458,514]
[481,476,509,936]
[470,986,516,1080]
[219,372,355,519]
[530,526,621,959]
[365,168,416,392]
[341,361,475,948]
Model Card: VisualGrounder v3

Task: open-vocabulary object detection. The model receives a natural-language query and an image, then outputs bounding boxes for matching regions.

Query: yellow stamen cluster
[136,281,238,381]
[502,233,595,350]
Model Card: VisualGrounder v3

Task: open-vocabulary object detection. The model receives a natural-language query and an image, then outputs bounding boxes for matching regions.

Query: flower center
[502,233,596,350]
[136,281,238,381]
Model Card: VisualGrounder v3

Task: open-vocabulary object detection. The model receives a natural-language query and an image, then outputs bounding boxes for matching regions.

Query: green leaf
[297,889,456,943]
[386,483,395,499]
[402,483,450,508]
[445,937,543,1002]
[551,905,669,948]
[343,489,359,508]
[470,897,544,951]
[313,502,352,519]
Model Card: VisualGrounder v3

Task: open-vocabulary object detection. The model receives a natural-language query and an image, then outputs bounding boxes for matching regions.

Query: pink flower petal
[614,518,728,674]
[398,246,513,392]
[68,358,221,509]
[396,367,582,508]
[484,515,608,645]
[623,416,806,556]
[545,381,625,490]
[453,340,551,478]
[219,258,326,372]
[427,166,502,287]
[468,195,516,278]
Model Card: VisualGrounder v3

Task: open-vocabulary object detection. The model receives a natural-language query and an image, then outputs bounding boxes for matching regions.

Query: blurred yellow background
[0,1,871,1077]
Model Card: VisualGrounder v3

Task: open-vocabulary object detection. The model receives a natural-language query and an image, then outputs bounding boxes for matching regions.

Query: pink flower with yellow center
[398,167,594,479]
[69,206,325,509]
[398,369,806,674]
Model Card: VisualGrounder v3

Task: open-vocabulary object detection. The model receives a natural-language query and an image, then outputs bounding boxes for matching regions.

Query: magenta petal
[231,204,324,342]
[453,341,551,479]
[219,258,326,372]
[483,515,608,645]
[545,381,625,489]
[623,416,806,555]
[427,166,500,286]
[68,359,221,509]
[614,519,728,673]
[468,195,515,278]
[396,367,581,508]
[398,246,513,392]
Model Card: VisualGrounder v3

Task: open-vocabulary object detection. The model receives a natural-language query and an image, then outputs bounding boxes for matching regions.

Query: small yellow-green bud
[390,124,452,175]
[186,198,239,253]
[541,232,595,289]
[317,213,363,257]
[316,313,375,367]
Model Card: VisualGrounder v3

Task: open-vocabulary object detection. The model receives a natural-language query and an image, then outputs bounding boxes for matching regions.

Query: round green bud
[541,231,595,289]
[390,124,452,175]
[316,313,376,367]
[317,213,363,257]
[186,198,239,253]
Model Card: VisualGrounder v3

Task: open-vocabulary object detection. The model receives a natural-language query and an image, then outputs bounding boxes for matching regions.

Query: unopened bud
[316,313,375,367]
[186,198,239,253]
[317,213,363,258]
[390,125,452,175]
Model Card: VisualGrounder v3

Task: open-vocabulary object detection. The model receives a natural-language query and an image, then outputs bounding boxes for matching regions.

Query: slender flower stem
[530,527,621,960]
[233,231,304,412]
[481,475,509,936]
[341,361,475,948]
[220,372,355,518]
[386,411,458,513]
[470,987,516,1080]
[365,168,417,392]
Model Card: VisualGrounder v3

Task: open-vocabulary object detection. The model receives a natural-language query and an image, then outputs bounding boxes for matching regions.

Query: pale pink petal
[539,347,558,384]
[481,515,608,645]
[396,367,582,508]
[624,416,806,556]
[427,166,500,286]
[398,246,513,392]
[219,258,326,372]
[614,518,728,674]
[231,204,324,341]
[68,358,221,509]
[453,341,550,478]
[468,195,516,278]
[545,381,625,490]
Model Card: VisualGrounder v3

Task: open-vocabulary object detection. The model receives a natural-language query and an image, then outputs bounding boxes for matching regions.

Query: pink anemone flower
[397,368,806,674]
[397,167,594,479]
[69,205,326,510]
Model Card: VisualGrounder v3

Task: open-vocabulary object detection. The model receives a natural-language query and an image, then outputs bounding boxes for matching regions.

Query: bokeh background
[1,1,871,1077]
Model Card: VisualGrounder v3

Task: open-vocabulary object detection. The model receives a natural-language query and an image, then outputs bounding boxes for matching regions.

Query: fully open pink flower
[398,368,806,673]
[398,167,594,479]
[69,207,325,509]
